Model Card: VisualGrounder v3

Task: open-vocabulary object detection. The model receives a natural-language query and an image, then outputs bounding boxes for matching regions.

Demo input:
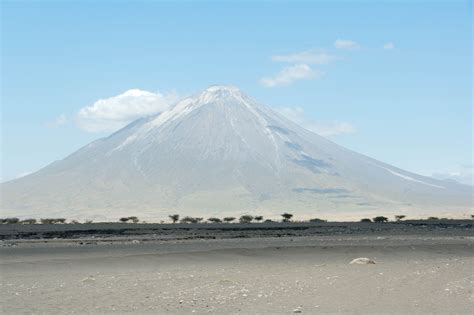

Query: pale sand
[1,236,473,314]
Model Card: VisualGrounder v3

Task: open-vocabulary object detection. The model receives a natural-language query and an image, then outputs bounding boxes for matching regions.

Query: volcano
[1,86,472,220]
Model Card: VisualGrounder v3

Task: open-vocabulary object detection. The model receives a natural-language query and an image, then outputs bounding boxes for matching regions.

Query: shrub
[119,217,129,223]
[180,216,201,224]
[254,216,263,222]
[360,218,372,223]
[128,216,139,223]
[372,216,388,223]
[239,215,253,224]
[20,218,37,224]
[428,217,439,220]
[223,217,235,223]
[2,217,20,224]
[309,218,327,223]
[208,217,222,223]
[70,220,80,224]
[264,219,274,223]
[40,218,66,224]
[395,215,406,221]
[281,213,293,222]
[85,220,93,224]
[180,216,193,223]
[169,214,180,223]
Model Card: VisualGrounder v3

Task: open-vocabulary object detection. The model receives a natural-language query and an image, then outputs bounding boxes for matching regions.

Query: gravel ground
[1,235,473,314]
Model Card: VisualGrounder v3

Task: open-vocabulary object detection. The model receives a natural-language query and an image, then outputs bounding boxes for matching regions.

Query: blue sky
[1,0,472,184]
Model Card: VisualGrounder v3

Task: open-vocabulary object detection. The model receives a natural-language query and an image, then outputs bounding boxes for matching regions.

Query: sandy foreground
[1,234,473,314]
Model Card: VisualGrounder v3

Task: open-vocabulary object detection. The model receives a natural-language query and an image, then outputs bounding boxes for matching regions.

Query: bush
[85,220,93,224]
[208,217,222,223]
[372,216,388,223]
[360,218,372,223]
[128,216,139,223]
[223,217,235,223]
[254,216,263,222]
[309,218,327,223]
[20,218,37,224]
[180,216,203,224]
[2,217,20,224]
[40,218,66,224]
[264,219,274,223]
[180,216,194,223]
[119,217,129,223]
[239,215,253,224]
[395,215,406,221]
[70,220,80,224]
[281,213,293,222]
[169,214,180,223]
[428,217,439,220]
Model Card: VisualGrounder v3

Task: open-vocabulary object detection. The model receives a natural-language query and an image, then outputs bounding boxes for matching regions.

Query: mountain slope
[1,86,472,220]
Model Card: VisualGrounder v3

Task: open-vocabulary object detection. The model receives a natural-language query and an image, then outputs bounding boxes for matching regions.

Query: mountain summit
[1,86,472,220]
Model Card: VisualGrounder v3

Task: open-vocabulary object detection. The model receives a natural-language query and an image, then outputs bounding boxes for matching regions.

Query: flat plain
[1,221,473,314]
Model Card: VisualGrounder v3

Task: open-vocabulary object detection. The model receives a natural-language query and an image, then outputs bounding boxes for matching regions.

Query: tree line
[1,214,467,225]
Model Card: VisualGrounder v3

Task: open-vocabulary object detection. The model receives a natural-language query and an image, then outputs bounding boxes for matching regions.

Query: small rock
[81,276,96,283]
[350,257,376,265]
[293,306,303,313]
[217,279,233,285]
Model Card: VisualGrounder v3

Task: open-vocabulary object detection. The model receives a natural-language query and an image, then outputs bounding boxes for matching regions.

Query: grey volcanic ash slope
[1,86,472,220]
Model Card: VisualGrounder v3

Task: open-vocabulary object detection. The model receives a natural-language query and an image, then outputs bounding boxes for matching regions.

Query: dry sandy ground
[1,236,473,314]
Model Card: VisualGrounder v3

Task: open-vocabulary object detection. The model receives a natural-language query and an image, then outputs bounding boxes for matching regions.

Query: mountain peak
[205,85,240,92]
[196,85,246,104]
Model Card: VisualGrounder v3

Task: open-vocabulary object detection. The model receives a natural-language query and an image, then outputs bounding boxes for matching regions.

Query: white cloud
[276,106,356,137]
[260,64,322,88]
[334,39,360,50]
[45,114,67,128]
[77,89,179,132]
[272,50,337,65]
[383,42,395,50]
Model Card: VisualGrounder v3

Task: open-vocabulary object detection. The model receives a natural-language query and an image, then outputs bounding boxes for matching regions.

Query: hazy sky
[1,1,472,184]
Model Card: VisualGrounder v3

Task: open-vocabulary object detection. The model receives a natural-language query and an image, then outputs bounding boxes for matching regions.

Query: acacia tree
[20,218,37,224]
[2,217,19,224]
[239,215,253,224]
[395,215,406,222]
[180,216,194,223]
[223,217,236,223]
[128,216,139,223]
[208,217,222,223]
[169,214,180,223]
[372,216,388,223]
[281,213,293,222]
[119,217,129,223]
